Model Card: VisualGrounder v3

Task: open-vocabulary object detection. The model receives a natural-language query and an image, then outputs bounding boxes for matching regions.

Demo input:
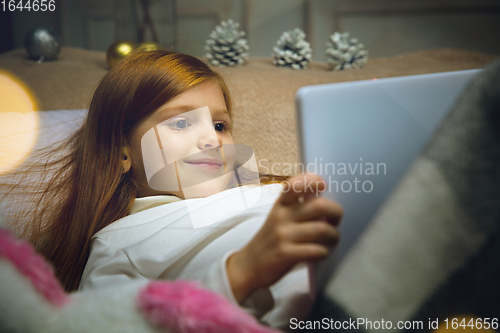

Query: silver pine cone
[326,32,368,71]
[205,19,249,67]
[272,28,312,70]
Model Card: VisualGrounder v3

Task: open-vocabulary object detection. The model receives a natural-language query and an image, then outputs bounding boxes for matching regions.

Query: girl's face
[130,80,235,199]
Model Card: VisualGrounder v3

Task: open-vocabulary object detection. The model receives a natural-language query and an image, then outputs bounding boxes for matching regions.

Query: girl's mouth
[184,158,223,171]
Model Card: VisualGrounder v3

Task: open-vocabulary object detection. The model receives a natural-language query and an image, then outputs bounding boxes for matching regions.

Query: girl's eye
[214,122,226,132]
[169,119,190,129]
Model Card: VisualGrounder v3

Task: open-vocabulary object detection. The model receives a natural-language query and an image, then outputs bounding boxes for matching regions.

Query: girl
[4,50,342,327]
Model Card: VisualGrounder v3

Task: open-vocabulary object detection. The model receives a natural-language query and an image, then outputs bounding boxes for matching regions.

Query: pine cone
[205,19,249,67]
[272,28,312,70]
[325,32,368,71]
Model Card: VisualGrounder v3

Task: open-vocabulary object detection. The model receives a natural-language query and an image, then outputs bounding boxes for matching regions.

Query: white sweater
[79,184,312,328]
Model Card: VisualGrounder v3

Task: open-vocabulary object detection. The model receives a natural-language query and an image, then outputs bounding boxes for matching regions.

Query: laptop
[295,69,480,292]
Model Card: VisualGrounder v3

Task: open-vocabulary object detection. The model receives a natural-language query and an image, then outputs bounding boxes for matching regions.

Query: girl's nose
[198,127,222,150]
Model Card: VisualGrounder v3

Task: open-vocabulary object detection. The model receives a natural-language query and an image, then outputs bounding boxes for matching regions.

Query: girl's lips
[184,159,223,171]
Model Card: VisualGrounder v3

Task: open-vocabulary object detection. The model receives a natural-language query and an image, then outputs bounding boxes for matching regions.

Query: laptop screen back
[295,69,480,290]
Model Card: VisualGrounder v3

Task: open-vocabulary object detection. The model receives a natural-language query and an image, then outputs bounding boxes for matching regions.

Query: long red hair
[1,50,287,292]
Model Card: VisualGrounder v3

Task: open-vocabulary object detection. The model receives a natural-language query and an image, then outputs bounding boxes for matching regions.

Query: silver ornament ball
[24,26,62,62]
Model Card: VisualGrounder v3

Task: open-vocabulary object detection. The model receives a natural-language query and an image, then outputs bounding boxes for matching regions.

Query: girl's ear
[122,147,132,173]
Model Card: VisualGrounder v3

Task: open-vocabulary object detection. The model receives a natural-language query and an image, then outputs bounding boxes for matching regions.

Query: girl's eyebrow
[213,108,231,118]
[154,105,195,121]
[158,105,231,119]
[157,105,196,115]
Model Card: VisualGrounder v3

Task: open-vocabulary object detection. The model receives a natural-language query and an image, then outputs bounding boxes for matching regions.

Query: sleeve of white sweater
[79,239,149,289]
[200,250,275,318]
[80,241,274,317]
[79,184,311,327]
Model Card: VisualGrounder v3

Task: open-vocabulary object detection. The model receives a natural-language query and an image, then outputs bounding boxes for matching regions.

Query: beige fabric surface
[0,47,496,174]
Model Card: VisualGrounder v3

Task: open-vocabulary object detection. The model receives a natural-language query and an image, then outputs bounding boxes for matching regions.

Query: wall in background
[308,0,500,58]
[6,0,500,60]
[0,9,13,53]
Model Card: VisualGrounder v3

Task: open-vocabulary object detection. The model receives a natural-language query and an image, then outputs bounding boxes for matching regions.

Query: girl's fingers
[286,221,340,247]
[279,174,326,206]
[292,197,343,226]
[284,243,330,262]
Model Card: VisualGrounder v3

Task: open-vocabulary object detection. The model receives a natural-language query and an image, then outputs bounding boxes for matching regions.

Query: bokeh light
[0,70,39,175]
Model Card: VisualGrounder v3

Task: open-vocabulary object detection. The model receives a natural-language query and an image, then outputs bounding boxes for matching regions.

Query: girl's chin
[180,173,235,199]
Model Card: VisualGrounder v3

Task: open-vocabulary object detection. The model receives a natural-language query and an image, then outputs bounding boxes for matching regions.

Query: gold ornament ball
[135,42,164,52]
[106,40,136,69]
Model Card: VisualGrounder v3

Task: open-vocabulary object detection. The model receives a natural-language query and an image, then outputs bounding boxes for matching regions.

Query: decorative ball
[24,26,61,62]
[106,40,137,69]
[135,42,164,52]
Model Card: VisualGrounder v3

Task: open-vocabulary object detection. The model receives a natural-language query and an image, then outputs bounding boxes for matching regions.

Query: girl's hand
[226,174,342,303]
